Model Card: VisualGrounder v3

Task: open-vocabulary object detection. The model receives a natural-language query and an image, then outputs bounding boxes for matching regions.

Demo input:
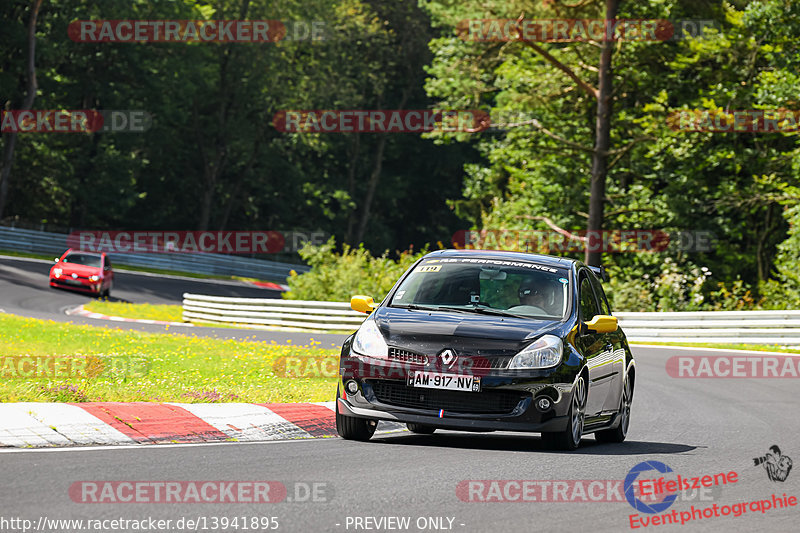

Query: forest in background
[2,0,799,310]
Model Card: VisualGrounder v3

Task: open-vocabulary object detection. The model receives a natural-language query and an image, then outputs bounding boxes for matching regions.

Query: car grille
[387,348,510,370]
[368,381,527,414]
[388,347,428,365]
[468,356,512,370]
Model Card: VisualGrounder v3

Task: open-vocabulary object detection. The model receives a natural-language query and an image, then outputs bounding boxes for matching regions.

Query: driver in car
[510,277,554,315]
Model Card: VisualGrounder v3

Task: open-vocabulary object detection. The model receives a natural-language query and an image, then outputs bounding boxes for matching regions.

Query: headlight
[352,319,388,358]
[53,268,62,277]
[508,335,563,369]
[89,275,100,282]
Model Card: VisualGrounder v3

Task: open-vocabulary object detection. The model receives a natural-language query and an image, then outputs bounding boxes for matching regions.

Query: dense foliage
[2,0,799,309]
[283,238,427,302]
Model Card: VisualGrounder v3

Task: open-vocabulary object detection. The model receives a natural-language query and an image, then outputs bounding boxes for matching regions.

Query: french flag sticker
[439,409,444,418]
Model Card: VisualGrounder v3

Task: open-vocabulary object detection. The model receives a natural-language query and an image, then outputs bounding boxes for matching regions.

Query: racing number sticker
[418,265,441,273]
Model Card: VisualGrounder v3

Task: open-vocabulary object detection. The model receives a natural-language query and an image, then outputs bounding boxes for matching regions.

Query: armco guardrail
[181,297,800,343]
[182,293,367,331]
[0,225,308,281]
[616,310,800,345]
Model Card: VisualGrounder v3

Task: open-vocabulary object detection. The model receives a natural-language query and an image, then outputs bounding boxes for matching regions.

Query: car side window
[104,257,112,269]
[588,273,611,315]
[579,274,600,322]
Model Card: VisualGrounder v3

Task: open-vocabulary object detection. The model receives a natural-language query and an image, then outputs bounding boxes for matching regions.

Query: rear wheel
[335,388,376,441]
[406,423,436,434]
[595,374,632,443]
[542,375,586,451]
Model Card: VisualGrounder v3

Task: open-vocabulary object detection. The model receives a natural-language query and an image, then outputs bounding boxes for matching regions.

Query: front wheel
[595,374,632,443]
[541,375,586,451]
[335,388,376,441]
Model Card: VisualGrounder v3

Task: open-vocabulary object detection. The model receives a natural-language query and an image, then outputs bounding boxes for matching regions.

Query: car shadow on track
[371,432,698,455]
[48,285,132,303]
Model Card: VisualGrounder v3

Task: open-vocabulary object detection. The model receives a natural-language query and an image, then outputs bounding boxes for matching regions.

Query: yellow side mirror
[351,295,377,314]
[585,315,618,333]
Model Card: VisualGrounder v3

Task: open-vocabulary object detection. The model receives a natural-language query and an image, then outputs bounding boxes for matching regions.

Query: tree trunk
[585,0,618,267]
[354,133,387,244]
[0,0,42,221]
[197,0,251,231]
[344,132,361,245]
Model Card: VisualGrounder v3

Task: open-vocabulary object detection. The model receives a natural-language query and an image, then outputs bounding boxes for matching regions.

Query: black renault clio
[336,250,635,450]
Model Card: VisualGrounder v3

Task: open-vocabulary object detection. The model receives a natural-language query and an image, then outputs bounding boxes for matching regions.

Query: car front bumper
[338,352,581,433]
[50,278,103,293]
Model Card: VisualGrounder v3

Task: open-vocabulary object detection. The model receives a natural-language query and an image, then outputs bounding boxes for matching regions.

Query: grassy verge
[632,341,800,354]
[0,314,339,403]
[83,301,184,322]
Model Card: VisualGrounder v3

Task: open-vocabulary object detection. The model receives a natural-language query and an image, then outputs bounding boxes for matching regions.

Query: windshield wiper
[392,304,472,313]
[458,306,530,319]
[393,304,445,311]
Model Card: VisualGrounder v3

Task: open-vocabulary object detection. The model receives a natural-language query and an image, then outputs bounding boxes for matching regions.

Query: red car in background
[49,249,114,297]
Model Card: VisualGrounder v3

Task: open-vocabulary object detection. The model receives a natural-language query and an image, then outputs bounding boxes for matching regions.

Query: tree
[0,0,42,220]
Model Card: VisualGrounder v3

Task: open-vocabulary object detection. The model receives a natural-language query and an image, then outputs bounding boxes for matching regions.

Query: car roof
[423,249,577,269]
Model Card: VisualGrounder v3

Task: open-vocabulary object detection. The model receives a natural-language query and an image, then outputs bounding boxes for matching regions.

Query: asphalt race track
[2,345,798,532]
[1,254,798,531]
[0,255,349,346]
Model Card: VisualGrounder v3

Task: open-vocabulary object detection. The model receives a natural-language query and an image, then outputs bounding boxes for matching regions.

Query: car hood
[373,306,561,356]
[53,263,101,276]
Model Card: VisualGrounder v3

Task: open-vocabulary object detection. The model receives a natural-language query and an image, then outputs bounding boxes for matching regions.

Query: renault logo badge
[440,349,457,366]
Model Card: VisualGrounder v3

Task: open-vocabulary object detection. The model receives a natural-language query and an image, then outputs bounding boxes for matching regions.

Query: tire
[406,423,436,434]
[335,388,376,441]
[595,373,632,443]
[541,375,586,451]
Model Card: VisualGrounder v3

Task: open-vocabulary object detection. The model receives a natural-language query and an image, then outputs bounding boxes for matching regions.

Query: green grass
[632,341,800,354]
[0,314,340,403]
[83,301,184,322]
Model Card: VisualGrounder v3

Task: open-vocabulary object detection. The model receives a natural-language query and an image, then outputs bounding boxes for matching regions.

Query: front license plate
[407,371,481,392]
[64,279,83,286]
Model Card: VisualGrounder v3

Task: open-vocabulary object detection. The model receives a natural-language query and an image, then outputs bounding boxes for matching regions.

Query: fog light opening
[345,380,359,394]
[535,396,552,412]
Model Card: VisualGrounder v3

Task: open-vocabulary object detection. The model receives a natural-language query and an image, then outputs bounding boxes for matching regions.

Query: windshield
[390,258,570,319]
[62,253,102,268]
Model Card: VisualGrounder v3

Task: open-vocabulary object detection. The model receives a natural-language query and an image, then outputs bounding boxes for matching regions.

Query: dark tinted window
[579,275,600,321]
[63,253,102,268]
[104,257,112,268]
[391,259,570,319]
[588,272,611,315]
